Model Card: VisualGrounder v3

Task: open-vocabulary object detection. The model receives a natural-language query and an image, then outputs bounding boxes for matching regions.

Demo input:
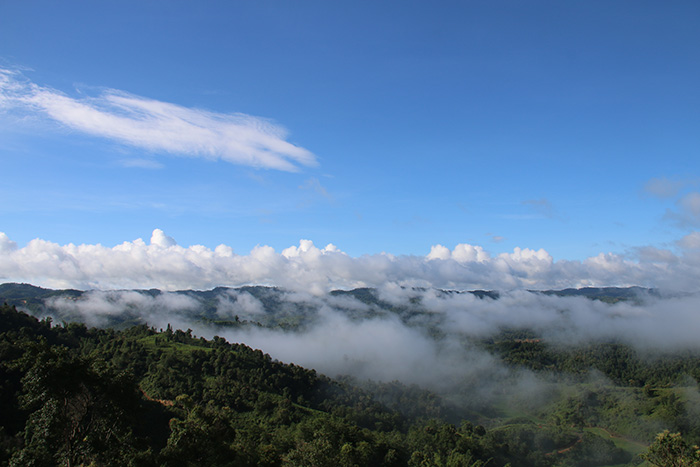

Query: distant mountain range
[0,282,663,329]
[0,282,660,303]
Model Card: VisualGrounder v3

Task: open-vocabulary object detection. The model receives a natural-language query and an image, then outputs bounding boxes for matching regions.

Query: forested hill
[3,285,700,466]
[0,302,542,466]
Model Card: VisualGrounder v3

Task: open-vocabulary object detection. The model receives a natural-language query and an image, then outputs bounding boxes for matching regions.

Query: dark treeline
[483,329,700,387]
[2,303,700,466]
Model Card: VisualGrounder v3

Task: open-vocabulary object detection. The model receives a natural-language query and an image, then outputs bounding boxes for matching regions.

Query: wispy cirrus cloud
[118,158,164,169]
[299,177,333,201]
[0,68,316,171]
[521,198,563,220]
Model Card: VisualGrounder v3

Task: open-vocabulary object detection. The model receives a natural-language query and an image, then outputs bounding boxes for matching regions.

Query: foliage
[3,297,700,467]
[642,431,700,467]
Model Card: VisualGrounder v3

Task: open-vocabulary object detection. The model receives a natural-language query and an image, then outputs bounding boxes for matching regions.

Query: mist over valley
[4,282,700,465]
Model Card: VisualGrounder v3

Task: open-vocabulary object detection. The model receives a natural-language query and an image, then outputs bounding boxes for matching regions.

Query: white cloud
[664,192,700,227]
[678,232,700,250]
[0,233,17,253]
[3,229,700,293]
[150,228,177,248]
[426,244,451,261]
[427,244,489,263]
[643,176,687,199]
[0,68,316,171]
[679,192,700,221]
[635,246,678,264]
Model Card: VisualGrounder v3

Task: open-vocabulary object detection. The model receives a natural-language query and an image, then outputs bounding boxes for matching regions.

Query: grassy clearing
[137,334,213,354]
[584,427,647,455]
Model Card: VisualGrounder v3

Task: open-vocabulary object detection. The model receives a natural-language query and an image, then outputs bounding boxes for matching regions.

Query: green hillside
[2,283,700,466]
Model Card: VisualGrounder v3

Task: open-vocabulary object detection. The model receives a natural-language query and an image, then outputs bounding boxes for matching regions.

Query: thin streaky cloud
[299,177,333,201]
[0,68,317,172]
[522,198,562,220]
[119,158,164,169]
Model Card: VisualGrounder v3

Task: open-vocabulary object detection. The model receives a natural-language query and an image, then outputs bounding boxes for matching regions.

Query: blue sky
[1,1,700,291]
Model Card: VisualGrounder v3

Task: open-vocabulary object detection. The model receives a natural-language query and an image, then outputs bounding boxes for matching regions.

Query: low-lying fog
[38,285,700,394]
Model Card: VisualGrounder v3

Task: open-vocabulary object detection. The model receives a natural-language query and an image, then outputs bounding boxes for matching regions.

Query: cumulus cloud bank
[0,68,316,171]
[3,229,700,293]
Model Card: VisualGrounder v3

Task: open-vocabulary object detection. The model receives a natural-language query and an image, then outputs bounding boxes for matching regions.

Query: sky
[1,1,700,292]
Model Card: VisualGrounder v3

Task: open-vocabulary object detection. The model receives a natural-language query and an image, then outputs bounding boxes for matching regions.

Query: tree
[9,348,148,467]
[642,431,700,467]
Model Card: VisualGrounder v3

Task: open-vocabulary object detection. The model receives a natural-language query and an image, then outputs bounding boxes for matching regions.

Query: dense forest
[2,284,700,466]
